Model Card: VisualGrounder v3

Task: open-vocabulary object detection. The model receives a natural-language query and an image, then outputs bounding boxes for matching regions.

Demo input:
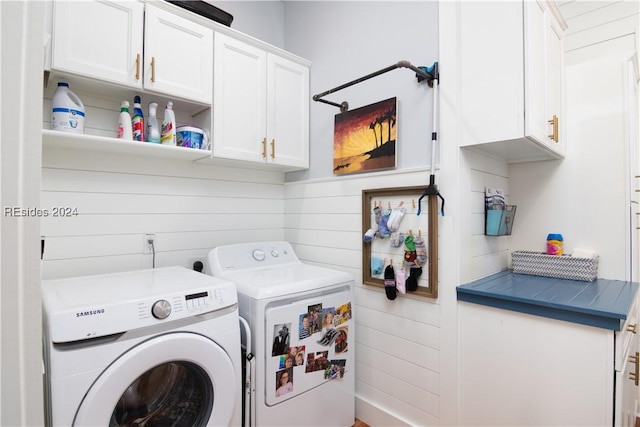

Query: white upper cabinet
[458,0,567,162]
[143,5,212,104]
[51,1,144,88]
[51,0,213,105]
[213,33,309,170]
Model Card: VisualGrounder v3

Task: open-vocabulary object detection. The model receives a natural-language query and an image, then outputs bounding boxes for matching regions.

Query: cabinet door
[212,33,267,163]
[524,0,548,146]
[144,5,213,104]
[525,0,565,152]
[52,0,143,88]
[267,55,309,168]
[546,20,564,150]
[615,333,639,426]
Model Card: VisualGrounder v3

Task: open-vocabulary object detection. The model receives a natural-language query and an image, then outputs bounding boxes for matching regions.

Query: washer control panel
[43,266,238,344]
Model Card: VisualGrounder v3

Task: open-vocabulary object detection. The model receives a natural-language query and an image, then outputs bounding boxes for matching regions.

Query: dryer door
[73,332,237,427]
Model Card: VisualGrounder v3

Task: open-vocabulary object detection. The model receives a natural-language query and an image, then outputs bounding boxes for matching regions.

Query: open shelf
[42,129,212,161]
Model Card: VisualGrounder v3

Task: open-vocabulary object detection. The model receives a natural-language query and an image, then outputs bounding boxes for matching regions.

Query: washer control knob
[271,249,279,257]
[252,249,265,261]
[152,300,171,319]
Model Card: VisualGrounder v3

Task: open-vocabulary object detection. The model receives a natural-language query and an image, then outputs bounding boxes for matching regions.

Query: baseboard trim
[355,396,412,427]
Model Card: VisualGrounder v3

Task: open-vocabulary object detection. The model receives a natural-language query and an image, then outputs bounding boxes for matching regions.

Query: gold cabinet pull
[151,57,156,83]
[548,115,559,142]
[135,53,141,80]
[270,139,275,159]
[261,138,267,158]
[628,324,637,334]
[630,352,639,386]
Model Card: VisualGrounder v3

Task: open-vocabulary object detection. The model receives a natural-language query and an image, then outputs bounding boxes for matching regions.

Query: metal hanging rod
[312,60,438,112]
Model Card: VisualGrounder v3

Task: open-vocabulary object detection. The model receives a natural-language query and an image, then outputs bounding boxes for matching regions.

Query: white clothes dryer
[42,266,242,427]
[208,242,355,427]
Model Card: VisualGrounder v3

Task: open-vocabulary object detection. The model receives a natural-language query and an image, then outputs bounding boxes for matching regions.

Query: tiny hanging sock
[389,232,405,248]
[403,234,417,267]
[414,235,427,267]
[384,263,397,300]
[396,267,407,295]
[406,267,422,292]
[373,205,382,224]
[386,205,406,232]
[371,257,383,275]
[363,228,377,243]
[378,210,391,238]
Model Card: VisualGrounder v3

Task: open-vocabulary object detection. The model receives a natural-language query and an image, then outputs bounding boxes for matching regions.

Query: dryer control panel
[209,241,300,273]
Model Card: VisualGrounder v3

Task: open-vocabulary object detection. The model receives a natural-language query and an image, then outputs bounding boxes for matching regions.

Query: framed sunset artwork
[333,97,397,175]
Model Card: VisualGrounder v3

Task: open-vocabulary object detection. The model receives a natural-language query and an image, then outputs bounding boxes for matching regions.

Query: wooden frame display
[362,186,438,298]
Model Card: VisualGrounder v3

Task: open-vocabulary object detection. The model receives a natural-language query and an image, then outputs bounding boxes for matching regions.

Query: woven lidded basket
[511,250,598,282]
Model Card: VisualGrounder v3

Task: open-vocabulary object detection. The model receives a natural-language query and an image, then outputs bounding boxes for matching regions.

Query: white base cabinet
[460,301,639,426]
[213,32,309,170]
[457,0,567,162]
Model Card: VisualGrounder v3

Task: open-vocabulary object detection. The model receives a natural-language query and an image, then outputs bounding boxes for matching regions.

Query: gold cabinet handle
[270,139,275,159]
[261,138,267,158]
[548,115,559,142]
[151,56,156,83]
[628,324,637,334]
[630,352,639,386]
[135,54,141,80]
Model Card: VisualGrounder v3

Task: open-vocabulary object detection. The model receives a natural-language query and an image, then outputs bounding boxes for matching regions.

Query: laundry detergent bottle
[161,101,176,145]
[51,82,85,133]
[116,101,133,140]
[131,95,145,141]
[146,102,161,143]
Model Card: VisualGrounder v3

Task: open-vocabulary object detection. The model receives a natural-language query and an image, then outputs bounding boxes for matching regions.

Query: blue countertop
[456,270,639,331]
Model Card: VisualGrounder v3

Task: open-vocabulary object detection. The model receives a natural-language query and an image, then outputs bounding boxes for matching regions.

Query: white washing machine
[41,266,242,427]
[208,242,355,427]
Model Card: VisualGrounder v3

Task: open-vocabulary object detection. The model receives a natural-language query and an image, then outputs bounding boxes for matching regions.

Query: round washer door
[73,332,237,427]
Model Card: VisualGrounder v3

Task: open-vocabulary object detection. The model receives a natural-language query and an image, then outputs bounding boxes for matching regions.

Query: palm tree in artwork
[369,120,379,148]
[382,109,396,144]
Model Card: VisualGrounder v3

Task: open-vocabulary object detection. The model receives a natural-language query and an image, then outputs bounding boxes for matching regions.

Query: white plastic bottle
[51,82,85,133]
[146,102,161,143]
[116,101,133,140]
[161,101,176,145]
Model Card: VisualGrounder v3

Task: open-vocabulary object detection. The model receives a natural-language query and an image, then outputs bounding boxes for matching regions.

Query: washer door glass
[73,332,237,427]
[110,361,212,427]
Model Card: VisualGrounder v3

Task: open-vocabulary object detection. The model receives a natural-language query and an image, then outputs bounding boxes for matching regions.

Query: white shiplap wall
[285,168,441,425]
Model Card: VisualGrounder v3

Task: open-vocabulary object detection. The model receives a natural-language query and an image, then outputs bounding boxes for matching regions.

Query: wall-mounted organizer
[485,187,516,236]
[362,186,438,299]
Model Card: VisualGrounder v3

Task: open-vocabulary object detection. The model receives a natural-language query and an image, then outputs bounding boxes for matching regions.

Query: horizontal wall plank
[285,229,362,251]
[41,213,282,236]
[283,212,360,232]
[41,191,283,215]
[355,342,439,395]
[284,194,361,214]
[562,0,637,34]
[357,305,439,350]
[43,147,285,184]
[356,361,439,419]
[356,380,439,426]
[564,15,639,52]
[42,168,283,198]
[355,324,439,372]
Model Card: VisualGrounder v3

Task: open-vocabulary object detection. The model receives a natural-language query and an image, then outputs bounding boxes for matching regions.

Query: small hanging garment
[384,263,396,300]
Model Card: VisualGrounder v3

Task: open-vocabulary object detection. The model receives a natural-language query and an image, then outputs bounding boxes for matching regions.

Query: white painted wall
[284,1,439,182]
[1,1,45,426]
